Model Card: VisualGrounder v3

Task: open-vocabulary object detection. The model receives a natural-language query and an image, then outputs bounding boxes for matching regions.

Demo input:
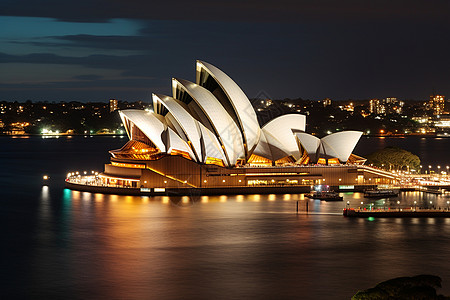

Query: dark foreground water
[1,136,450,299]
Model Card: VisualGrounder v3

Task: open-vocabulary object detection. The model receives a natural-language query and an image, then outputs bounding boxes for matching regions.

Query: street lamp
[414,200,417,211]
[397,200,400,211]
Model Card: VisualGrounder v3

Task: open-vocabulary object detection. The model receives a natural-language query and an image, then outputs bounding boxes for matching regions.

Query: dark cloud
[72,74,104,80]
[0,76,168,101]
[1,16,450,101]
[1,1,449,101]
[1,0,449,23]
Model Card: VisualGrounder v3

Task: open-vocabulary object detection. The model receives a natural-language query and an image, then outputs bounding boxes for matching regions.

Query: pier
[343,208,450,218]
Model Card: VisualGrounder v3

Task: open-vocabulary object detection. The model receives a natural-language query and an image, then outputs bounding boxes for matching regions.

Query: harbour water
[1,136,450,299]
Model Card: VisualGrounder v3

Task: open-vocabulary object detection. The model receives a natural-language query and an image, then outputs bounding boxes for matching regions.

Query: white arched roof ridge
[263,130,292,161]
[252,130,272,160]
[165,127,197,161]
[119,110,166,152]
[196,60,261,154]
[261,114,306,160]
[320,131,363,162]
[197,122,228,166]
[295,133,321,162]
[173,78,245,166]
[152,94,202,161]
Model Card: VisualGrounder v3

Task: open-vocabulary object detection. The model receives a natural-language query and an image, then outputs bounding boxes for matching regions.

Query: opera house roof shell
[118,61,363,167]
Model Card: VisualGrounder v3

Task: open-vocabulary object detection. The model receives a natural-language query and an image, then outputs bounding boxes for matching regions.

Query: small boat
[364,189,399,198]
[305,190,343,201]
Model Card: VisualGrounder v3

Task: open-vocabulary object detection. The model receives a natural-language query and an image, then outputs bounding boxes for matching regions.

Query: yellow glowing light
[43,175,49,180]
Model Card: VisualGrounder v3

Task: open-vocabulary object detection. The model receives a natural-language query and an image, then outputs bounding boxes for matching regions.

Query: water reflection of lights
[268,194,276,201]
[82,192,92,201]
[182,196,190,204]
[94,193,104,202]
[236,195,244,202]
[283,194,291,201]
[125,196,133,203]
[41,185,49,201]
[201,196,209,203]
[110,194,118,202]
[219,195,227,202]
[142,196,149,203]
[252,194,261,202]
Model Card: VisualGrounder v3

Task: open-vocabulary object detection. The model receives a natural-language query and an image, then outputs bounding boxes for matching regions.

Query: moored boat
[305,190,343,201]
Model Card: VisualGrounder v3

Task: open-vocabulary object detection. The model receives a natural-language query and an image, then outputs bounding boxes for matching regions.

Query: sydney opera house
[66,61,397,195]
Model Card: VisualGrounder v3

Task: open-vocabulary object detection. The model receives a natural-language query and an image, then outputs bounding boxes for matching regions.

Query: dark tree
[366,146,421,171]
[352,275,449,300]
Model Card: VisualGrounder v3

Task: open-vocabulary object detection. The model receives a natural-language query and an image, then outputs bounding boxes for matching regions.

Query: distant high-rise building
[369,99,380,114]
[109,99,118,112]
[430,95,445,115]
[385,97,403,114]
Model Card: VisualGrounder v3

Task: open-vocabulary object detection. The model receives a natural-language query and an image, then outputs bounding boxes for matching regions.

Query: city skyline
[1,1,449,101]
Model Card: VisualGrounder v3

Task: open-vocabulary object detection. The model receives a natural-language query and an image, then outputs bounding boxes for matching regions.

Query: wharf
[343,208,450,218]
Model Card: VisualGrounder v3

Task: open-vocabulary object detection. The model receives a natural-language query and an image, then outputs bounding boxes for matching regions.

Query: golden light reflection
[236,195,244,202]
[201,196,209,203]
[299,194,305,200]
[252,194,261,202]
[268,194,276,201]
[125,196,133,203]
[82,192,92,201]
[353,193,361,199]
[110,194,118,202]
[94,193,104,202]
[162,196,170,204]
[219,195,227,202]
[72,190,80,199]
[142,196,149,203]
[283,194,291,201]
[182,196,190,204]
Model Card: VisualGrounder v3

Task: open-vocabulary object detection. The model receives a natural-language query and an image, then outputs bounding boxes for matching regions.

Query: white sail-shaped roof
[196,60,261,155]
[253,130,291,161]
[165,127,196,160]
[172,78,245,166]
[295,132,321,161]
[321,131,363,162]
[197,122,228,165]
[152,94,202,162]
[261,114,306,160]
[119,110,166,152]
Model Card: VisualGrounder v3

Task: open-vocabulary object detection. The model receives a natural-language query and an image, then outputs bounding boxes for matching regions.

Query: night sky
[1,0,449,102]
